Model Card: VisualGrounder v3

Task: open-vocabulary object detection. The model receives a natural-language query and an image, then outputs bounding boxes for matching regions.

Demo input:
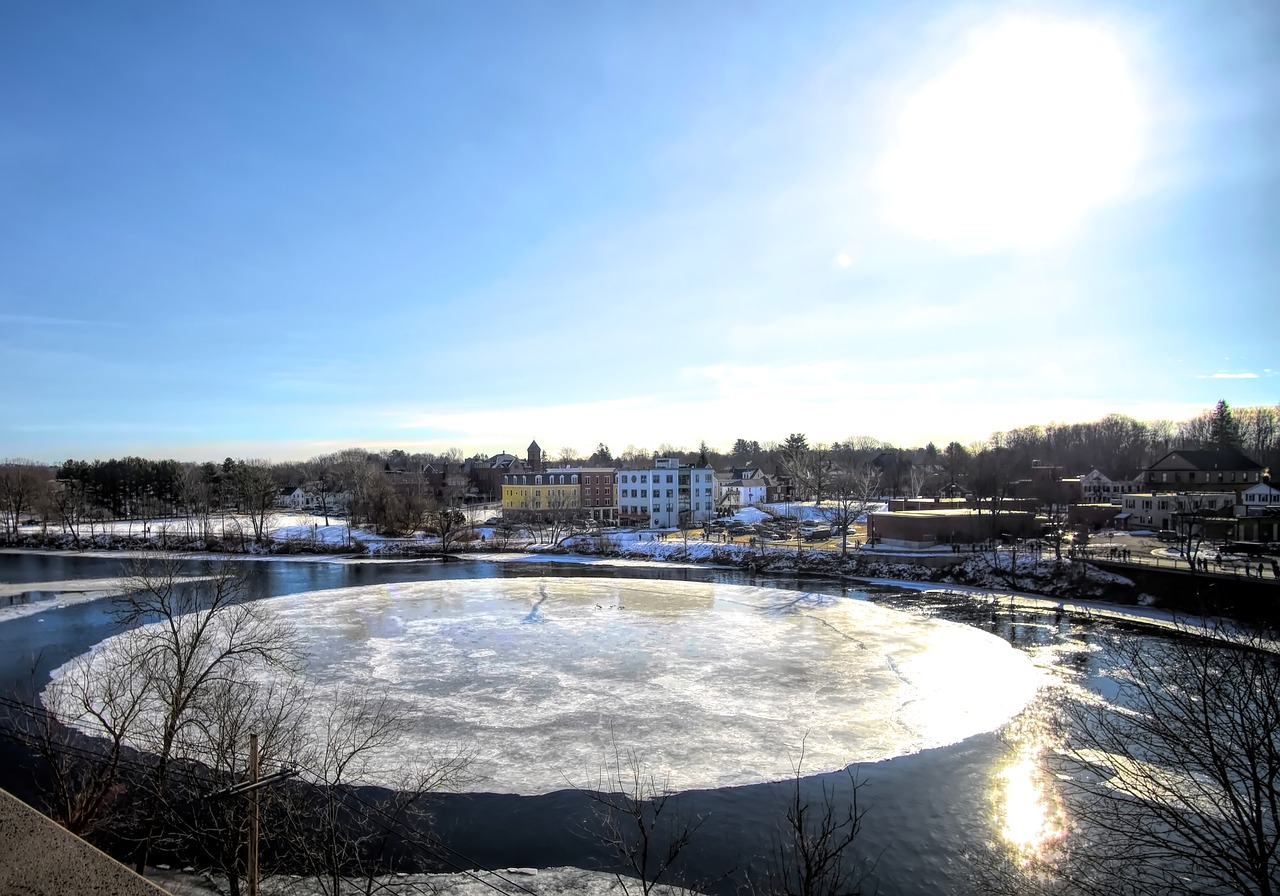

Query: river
[0,551,1147,894]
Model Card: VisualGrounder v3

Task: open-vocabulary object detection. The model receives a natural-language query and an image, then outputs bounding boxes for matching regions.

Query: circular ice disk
[262,578,1037,793]
[49,578,1038,795]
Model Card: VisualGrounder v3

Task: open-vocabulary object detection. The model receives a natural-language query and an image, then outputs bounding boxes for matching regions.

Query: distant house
[1143,449,1264,495]
[1079,469,1144,504]
[275,486,307,509]
[1008,460,1082,505]
[715,468,770,513]
[1241,481,1280,514]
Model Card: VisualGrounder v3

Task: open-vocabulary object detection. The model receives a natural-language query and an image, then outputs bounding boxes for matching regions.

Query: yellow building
[502,471,582,515]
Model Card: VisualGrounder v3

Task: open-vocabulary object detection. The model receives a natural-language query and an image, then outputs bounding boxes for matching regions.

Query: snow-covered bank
[554,533,1137,604]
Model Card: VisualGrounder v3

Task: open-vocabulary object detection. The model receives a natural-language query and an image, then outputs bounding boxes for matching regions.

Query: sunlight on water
[999,754,1062,856]
[993,691,1067,864]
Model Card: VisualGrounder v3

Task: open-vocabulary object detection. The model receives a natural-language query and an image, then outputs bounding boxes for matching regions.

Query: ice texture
[51,577,1038,795]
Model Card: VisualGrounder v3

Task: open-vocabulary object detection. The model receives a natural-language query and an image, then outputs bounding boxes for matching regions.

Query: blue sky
[2,1,1276,462]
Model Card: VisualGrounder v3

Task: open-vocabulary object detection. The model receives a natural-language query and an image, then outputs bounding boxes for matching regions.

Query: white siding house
[1241,482,1280,514]
[1079,469,1144,504]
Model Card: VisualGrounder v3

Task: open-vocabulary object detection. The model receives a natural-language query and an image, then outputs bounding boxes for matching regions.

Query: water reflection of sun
[996,710,1067,863]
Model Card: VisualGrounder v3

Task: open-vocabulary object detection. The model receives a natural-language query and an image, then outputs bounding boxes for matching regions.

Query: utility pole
[248,732,259,896]
[204,739,295,896]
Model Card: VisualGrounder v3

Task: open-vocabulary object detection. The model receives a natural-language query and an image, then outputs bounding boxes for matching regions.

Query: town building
[576,467,618,522]
[465,452,528,503]
[502,469,584,517]
[1241,481,1280,514]
[715,467,770,514]
[1078,469,1145,504]
[616,458,715,529]
[868,508,1037,550]
[1143,449,1264,495]
[1118,491,1238,532]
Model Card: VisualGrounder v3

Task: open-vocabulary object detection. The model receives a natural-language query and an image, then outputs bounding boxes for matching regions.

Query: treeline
[1,401,1274,542]
[0,448,470,544]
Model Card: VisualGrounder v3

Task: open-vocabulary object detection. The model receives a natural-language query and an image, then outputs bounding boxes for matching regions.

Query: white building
[616,458,716,529]
[275,486,308,510]
[1241,481,1280,515]
[715,469,769,514]
[1120,491,1237,531]
[1079,469,1144,504]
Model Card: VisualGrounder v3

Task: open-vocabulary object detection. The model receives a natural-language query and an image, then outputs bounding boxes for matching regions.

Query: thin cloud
[1198,372,1258,379]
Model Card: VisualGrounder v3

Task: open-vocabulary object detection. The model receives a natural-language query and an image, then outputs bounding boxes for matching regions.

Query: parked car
[1156,530,1180,542]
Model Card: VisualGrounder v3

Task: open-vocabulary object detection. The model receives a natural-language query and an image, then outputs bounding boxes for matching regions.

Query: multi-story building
[715,468,769,514]
[501,463,620,522]
[1079,469,1144,504]
[1241,481,1280,514]
[615,458,715,529]
[465,452,528,503]
[575,467,618,522]
[1143,449,1264,495]
[502,469,583,517]
[1119,491,1237,532]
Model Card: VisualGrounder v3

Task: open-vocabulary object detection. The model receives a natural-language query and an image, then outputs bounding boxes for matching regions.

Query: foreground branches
[1056,625,1280,896]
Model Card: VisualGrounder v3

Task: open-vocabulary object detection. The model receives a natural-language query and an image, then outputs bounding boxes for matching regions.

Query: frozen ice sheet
[53,577,1039,795]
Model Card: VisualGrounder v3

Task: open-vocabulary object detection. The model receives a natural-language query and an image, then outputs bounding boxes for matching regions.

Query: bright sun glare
[879,18,1144,252]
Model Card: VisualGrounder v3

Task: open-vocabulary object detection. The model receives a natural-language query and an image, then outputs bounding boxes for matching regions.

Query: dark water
[0,552,1133,894]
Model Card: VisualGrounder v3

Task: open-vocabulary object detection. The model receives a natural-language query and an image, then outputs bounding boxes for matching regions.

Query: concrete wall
[0,787,173,896]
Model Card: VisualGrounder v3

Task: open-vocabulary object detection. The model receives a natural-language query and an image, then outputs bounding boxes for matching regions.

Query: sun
[878,18,1145,252]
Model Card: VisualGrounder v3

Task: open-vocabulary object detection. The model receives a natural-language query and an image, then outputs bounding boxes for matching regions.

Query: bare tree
[583,738,705,895]
[166,675,311,896]
[1050,624,1280,896]
[291,687,474,896]
[233,460,280,545]
[0,459,49,540]
[823,465,879,557]
[7,640,150,839]
[750,742,873,896]
[111,553,303,872]
[306,456,342,526]
[50,475,93,548]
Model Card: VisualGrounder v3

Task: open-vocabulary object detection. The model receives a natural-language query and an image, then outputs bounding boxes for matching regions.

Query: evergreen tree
[1210,399,1242,450]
